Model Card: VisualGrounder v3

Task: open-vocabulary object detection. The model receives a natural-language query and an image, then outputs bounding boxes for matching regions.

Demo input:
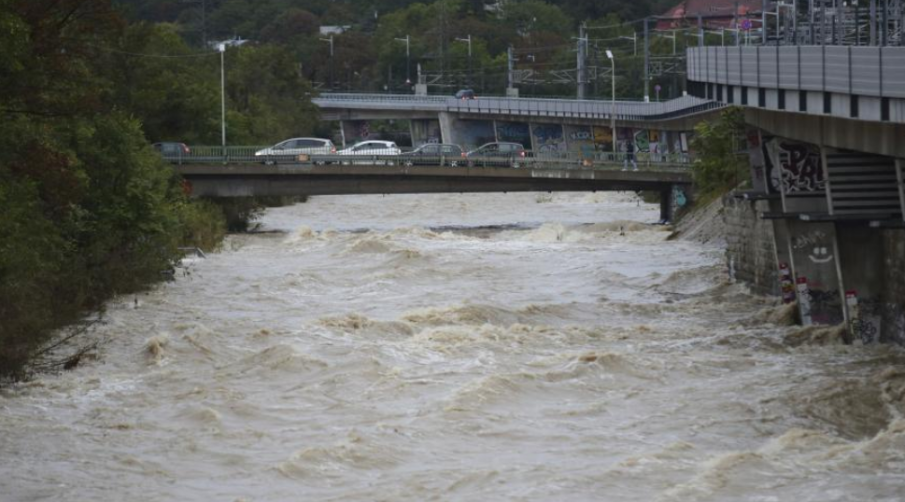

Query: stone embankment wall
[882,230,905,345]
[721,196,780,296]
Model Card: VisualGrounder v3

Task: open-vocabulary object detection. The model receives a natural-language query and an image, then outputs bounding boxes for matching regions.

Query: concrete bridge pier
[659,188,674,224]
[727,128,905,344]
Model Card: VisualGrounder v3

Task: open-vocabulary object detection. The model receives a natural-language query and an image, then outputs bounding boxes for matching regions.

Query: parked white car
[336,140,402,156]
[255,137,336,164]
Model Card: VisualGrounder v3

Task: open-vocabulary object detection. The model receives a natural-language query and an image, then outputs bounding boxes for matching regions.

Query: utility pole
[643,17,650,102]
[577,24,587,99]
[395,35,411,85]
[606,50,616,155]
[870,0,877,45]
[320,35,334,89]
[762,0,768,44]
[455,35,472,88]
[698,15,704,47]
[734,0,740,44]
[507,46,514,89]
[810,0,816,44]
[219,43,226,154]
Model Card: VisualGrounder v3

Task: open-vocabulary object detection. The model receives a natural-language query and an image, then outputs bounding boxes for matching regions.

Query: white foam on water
[2,191,904,502]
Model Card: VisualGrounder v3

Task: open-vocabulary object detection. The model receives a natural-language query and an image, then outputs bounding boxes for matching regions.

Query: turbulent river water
[2,192,905,502]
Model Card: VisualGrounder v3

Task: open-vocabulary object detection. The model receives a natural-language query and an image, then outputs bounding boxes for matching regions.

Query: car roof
[279,137,331,142]
[353,140,395,145]
[478,141,522,147]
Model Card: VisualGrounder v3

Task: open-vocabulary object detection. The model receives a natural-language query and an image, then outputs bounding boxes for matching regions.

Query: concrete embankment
[673,194,905,345]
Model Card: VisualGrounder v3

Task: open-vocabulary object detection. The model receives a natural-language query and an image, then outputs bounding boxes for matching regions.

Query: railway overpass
[686,44,905,345]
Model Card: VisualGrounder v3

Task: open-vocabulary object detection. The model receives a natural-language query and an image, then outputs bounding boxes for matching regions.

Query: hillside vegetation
[113,0,687,100]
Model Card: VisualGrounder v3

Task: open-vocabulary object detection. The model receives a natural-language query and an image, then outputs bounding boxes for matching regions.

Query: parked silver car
[255,137,336,164]
[335,140,402,165]
[336,140,402,156]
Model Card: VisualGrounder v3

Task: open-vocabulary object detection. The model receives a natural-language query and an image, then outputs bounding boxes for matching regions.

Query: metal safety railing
[161,146,694,171]
[313,93,725,121]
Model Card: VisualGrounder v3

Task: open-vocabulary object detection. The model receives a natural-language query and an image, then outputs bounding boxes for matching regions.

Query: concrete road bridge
[171,151,692,224]
[312,93,724,153]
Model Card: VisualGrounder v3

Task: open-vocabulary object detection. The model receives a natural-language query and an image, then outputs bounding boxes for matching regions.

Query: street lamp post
[455,35,472,88]
[395,35,411,85]
[319,35,334,89]
[606,50,616,155]
[219,42,226,155]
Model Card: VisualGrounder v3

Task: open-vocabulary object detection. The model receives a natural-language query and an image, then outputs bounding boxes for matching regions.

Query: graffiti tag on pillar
[791,230,835,265]
[673,186,687,208]
[764,138,825,193]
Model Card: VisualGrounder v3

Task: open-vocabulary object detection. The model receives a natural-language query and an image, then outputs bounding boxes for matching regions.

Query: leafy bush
[690,107,748,202]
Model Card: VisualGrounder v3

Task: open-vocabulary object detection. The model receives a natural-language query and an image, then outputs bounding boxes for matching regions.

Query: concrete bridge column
[786,221,845,327]
[659,187,675,224]
[438,112,457,146]
[835,225,885,343]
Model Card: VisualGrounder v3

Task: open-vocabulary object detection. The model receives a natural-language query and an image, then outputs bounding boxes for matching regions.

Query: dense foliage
[690,107,748,201]
[0,0,319,379]
[112,0,689,100]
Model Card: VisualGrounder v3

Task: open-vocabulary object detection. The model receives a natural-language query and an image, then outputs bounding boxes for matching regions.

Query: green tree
[690,107,748,201]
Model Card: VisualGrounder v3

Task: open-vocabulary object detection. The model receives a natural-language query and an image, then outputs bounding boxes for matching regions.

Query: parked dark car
[455,89,476,100]
[465,142,527,167]
[400,143,464,166]
[152,142,190,157]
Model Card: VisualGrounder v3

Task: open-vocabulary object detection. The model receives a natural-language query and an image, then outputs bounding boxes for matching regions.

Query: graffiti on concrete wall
[648,130,662,156]
[458,120,496,150]
[617,127,634,154]
[848,293,883,344]
[791,230,835,266]
[496,122,531,148]
[633,129,650,153]
[531,124,566,152]
[788,222,844,326]
[563,125,594,156]
[592,126,613,152]
[808,289,844,326]
[763,137,825,193]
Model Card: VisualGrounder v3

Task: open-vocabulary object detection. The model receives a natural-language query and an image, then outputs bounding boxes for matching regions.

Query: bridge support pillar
[659,188,673,224]
[438,112,456,146]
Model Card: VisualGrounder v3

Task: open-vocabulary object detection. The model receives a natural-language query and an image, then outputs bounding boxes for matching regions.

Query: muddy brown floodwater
[2,192,904,502]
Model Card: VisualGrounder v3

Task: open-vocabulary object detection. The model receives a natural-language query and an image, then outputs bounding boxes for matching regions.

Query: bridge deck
[175,163,692,198]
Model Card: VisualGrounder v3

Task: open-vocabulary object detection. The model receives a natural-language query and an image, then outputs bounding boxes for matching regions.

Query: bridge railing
[161,147,694,171]
[313,92,725,121]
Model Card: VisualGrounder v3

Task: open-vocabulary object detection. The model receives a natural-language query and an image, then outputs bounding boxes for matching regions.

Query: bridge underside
[177,164,691,222]
[179,164,687,197]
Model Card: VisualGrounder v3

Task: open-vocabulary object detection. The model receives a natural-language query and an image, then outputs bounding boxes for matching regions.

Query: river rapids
[2,192,904,501]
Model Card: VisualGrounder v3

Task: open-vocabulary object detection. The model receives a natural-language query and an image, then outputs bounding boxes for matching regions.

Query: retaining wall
[722,196,780,296]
